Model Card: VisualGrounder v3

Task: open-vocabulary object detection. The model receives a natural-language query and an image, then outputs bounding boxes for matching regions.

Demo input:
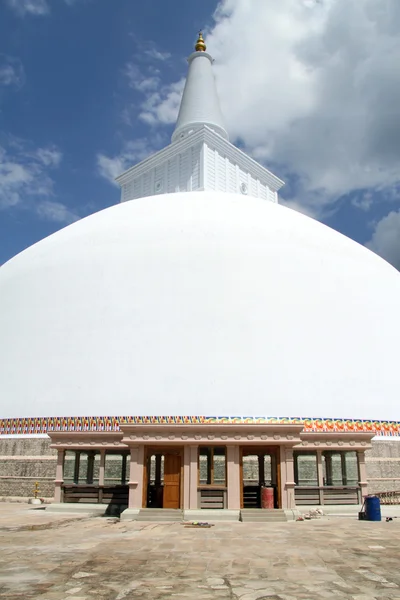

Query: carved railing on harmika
[374,490,400,505]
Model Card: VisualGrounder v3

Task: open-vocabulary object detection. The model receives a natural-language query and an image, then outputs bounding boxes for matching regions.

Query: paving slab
[0,503,400,599]
[0,502,90,530]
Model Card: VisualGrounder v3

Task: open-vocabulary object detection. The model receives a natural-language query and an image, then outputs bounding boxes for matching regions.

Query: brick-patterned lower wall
[366,441,400,494]
[0,479,55,498]
[0,437,56,499]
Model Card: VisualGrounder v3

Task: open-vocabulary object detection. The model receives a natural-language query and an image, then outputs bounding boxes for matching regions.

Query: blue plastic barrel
[365,495,381,521]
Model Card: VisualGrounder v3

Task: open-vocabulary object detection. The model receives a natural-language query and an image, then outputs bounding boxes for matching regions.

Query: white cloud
[144,0,400,218]
[97,154,128,185]
[97,135,166,185]
[144,48,171,62]
[122,37,182,128]
[5,0,90,16]
[34,146,62,167]
[5,0,49,16]
[0,139,75,223]
[351,192,374,212]
[125,63,160,93]
[366,209,400,270]
[128,35,172,64]
[35,199,78,223]
[0,153,32,208]
[0,55,25,88]
[139,79,185,126]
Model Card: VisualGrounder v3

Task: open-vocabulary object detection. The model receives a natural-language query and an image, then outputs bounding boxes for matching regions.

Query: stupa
[0,34,399,518]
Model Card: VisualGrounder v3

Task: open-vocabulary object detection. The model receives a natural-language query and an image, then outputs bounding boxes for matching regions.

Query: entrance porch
[48,424,374,519]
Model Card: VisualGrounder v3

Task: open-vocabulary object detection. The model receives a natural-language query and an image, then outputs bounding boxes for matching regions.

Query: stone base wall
[1,436,400,500]
[365,440,400,494]
[0,437,56,499]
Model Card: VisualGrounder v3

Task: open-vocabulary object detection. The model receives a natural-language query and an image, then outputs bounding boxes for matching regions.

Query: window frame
[198,446,227,487]
[293,451,318,487]
[322,450,358,487]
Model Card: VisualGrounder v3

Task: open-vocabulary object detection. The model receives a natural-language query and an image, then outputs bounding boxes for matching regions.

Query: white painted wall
[172,51,228,143]
[120,131,279,204]
[121,144,202,201]
[1,191,399,420]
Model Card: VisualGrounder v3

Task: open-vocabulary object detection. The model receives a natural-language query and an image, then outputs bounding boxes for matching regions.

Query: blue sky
[1,0,400,269]
[0,0,217,262]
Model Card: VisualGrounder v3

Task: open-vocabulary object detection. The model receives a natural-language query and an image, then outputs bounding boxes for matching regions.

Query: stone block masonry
[0,437,56,500]
[366,440,400,494]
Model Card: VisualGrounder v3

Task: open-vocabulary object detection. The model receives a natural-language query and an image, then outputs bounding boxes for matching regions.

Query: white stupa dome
[0,190,399,421]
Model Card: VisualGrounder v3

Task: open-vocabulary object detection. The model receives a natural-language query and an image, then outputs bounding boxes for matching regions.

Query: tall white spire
[171,33,228,143]
[116,32,284,203]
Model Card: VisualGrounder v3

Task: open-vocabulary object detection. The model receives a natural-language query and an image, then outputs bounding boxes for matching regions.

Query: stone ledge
[45,503,106,516]
[0,496,53,503]
[120,508,140,521]
[284,509,302,521]
[183,509,240,522]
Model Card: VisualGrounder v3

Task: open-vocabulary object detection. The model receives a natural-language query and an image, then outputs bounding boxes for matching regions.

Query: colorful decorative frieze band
[0,416,399,436]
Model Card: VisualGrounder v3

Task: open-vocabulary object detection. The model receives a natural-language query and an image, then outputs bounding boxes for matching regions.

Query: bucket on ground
[261,486,274,509]
[364,495,381,521]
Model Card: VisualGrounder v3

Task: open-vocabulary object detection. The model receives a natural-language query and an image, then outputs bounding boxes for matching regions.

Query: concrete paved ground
[0,504,400,599]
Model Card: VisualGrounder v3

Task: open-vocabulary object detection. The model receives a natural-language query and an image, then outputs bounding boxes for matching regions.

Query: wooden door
[163,454,181,509]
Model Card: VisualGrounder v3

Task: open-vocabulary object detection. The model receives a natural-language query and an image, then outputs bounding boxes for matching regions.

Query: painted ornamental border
[0,416,399,436]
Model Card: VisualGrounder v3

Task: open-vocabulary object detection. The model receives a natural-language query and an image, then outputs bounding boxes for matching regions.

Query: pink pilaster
[189,445,198,509]
[183,445,191,509]
[128,445,144,509]
[316,450,324,504]
[357,450,368,502]
[281,446,295,509]
[99,449,106,486]
[227,445,240,509]
[54,449,64,503]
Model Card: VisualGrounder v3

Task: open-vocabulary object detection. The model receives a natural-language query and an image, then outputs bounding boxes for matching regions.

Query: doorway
[144,449,182,509]
[241,447,280,508]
